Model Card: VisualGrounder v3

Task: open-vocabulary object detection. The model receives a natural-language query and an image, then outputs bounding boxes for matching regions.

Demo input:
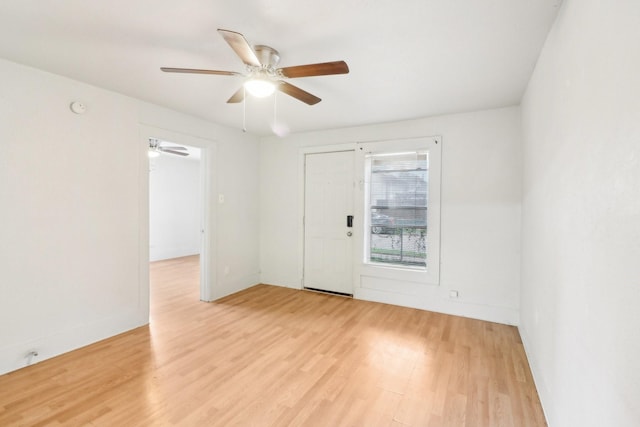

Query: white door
[303,150,354,294]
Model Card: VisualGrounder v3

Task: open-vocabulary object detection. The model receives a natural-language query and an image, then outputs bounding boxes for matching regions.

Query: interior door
[303,150,354,294]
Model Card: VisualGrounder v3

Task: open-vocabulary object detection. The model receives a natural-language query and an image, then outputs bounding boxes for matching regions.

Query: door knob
[347,231,353,237]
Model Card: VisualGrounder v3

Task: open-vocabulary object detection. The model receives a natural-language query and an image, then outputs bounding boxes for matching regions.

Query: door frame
[139,124,218,311]
[297,143,357,291]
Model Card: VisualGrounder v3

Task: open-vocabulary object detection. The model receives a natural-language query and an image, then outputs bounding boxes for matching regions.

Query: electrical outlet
[26,350,39,366]
[449,290,459,299]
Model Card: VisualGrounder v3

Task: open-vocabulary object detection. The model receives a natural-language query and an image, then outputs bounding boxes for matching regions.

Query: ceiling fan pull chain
[273,90,277,128]
[242,86,247,132]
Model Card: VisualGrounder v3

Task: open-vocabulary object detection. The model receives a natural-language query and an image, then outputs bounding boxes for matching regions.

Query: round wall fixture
[70,101,87,114]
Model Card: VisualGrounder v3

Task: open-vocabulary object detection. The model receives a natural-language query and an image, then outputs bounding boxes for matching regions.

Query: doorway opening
[148,138,202,302]
[139,126,217,324]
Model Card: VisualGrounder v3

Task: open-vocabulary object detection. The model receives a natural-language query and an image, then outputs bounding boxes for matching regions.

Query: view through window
[367,151,428,268]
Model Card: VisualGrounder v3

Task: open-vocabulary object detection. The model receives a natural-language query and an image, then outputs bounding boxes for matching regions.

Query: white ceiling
[0,0,561,136]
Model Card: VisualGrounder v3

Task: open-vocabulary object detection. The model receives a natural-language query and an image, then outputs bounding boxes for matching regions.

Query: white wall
[0,58,260,375]
[149,152,201,261]
[260,106,522,324]
[520,1,640,426]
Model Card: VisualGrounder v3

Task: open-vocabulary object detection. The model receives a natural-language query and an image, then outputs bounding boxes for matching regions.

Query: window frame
[354,136,441,286]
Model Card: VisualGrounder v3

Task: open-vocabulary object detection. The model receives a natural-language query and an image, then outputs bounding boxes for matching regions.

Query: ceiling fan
[148,138,189,158]
[161,29,349,105]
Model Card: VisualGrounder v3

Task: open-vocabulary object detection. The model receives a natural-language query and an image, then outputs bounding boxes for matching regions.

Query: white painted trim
[356,286,519,325]
[138,131,150,321]
[199,145,217,301]
[299,142,357,155]
[518,325,551,425]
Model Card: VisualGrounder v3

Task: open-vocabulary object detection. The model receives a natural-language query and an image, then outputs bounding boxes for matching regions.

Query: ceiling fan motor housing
[253,45,280,69]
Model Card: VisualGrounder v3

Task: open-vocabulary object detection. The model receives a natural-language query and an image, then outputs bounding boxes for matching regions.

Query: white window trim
[354,136,441,286]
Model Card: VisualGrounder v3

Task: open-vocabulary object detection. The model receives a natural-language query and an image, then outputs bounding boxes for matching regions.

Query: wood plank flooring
[0,255,547,426]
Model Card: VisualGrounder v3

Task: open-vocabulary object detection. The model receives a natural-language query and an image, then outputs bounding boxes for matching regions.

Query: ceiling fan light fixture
[244,77,275,98]
[162,30,349,108]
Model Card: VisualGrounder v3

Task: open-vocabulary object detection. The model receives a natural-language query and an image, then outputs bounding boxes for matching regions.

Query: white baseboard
[518,324,552,426]
[149,248,199,262]
[354,286,520,325]
[0,309,147,376]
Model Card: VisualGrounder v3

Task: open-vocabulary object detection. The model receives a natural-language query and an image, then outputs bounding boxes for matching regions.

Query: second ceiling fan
[161,29,349,105]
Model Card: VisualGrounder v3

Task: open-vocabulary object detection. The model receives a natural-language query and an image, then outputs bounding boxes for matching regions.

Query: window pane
[368,152,428,268]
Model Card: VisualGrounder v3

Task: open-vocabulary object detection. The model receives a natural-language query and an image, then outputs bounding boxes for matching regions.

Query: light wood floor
[0,255,546,426]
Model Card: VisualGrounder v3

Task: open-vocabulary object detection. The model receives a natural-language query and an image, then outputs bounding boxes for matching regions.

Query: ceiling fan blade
[160,67,241,76]
[227,87,245,103]
[277,82,321,105]
[217,29,261,67]
[160,146,187,150]
[160,149,189,156]
[278,61,349,78]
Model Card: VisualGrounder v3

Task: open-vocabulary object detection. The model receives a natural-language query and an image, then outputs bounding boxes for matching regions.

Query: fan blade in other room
[161,146,187,150]
[217,29,261,67]
[160,149,189,156]
[227,87,245,103]
[278,82,321,105]
[279,61,349,78]
[160,67,241,76]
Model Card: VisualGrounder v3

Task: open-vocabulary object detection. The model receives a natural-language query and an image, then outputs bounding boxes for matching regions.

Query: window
[367,152,428,268]
[355,136,440,285]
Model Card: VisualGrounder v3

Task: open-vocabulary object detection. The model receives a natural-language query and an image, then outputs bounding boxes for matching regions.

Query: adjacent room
[0,1,638,426]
